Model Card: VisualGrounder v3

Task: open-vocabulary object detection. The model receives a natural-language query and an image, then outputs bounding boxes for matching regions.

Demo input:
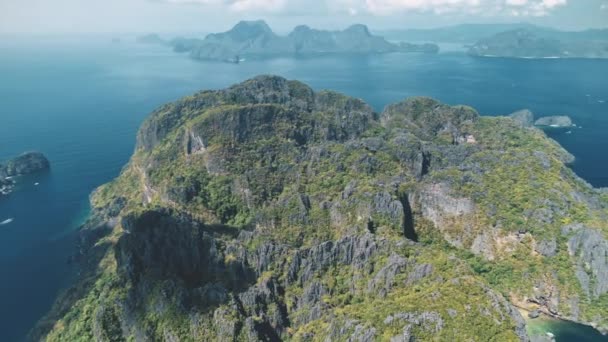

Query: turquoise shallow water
[526,314,608,341]
[0,36,607,341]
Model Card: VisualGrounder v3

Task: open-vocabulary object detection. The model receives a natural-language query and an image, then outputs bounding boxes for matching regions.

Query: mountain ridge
[176,20,439,61]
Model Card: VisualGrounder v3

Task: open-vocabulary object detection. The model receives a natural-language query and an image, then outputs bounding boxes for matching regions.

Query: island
[468,28,608,59]
[509,109,574,129]
[378,23,608,44]
[172,20,439,62]
[0,152,50,196]
[535,115,574,128]
[33,76,608,341]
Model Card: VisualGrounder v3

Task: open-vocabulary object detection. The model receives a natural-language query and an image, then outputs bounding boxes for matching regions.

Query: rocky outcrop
[0,152,50,178]
[535,115,574,128]
[509,109,535,128]
[0,152,50,196]
[412,182,476,247]
[563,224,608,298]
[381,97,479,143]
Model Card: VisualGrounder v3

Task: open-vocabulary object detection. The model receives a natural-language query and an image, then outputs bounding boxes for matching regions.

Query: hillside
[33,76,608,341]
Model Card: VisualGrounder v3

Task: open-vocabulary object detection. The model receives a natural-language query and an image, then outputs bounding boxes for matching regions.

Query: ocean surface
[0,36,607,341]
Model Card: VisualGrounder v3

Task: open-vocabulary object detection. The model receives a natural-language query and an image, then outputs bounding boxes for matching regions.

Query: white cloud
[157,0,567,16]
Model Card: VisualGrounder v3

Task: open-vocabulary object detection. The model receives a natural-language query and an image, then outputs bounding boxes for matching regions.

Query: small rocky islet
[0,152,50,196]
[509,109,574,129]
[32,76,608,341]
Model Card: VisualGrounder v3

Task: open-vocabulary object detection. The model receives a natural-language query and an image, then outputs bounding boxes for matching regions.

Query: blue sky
[0,0,606,34]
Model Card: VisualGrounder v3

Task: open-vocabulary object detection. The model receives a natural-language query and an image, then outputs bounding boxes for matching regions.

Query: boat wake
[0,218,14,226]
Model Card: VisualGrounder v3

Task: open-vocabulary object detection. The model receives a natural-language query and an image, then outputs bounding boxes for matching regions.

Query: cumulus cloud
[157,0,567,16]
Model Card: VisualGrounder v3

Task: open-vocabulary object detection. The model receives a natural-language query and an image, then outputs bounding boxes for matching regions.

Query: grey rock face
[413,183,475,247]
[534,115,574,127]
[373,192,405,223]
[0,152,50,197]
[564,224,608,298]
[509,109,535,128]
[535,238,558,257]
[405,263,434,285]
[384,311,444,334]
[288,233,381,286]
[137,76,375,155]
[381,97,479,142]
[368,253,408,297]
[0,152,50,178]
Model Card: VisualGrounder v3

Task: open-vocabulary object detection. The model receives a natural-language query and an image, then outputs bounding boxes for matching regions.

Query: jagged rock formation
[534,115,574,128]
[0,152,50,178]
[33,76,608,341]
[509,109,535,128]
[183,20,439,62]
[0,152,50,196]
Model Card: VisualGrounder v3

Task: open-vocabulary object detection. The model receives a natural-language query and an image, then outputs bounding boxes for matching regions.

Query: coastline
[471,54,608,60]
[515,305,608,339]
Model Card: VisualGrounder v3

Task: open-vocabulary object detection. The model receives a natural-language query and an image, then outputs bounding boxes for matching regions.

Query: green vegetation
[36,76,608,341]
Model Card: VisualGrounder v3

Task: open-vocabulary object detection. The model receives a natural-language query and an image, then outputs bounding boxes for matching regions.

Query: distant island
[510,109,575,129]
[0,152,50,196]
[138,20,439,62]
[378,23,608,44]
[468,28,608,59]
[535,115,574,128]
[135,33,165,45]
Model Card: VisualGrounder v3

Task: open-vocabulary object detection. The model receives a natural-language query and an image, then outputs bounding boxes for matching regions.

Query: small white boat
[566,131,572,134]
[546,332,555,338]
[0,218,14,225]
[34,182,39,186]
[598,100,605,103]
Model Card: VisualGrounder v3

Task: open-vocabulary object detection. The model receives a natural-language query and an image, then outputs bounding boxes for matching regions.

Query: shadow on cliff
[30,208,261,340]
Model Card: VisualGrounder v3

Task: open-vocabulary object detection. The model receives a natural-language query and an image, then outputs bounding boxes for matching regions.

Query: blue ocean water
[0,36,607,341]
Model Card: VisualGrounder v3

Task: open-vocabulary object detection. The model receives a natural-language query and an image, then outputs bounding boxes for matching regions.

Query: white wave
[0,218,14,225]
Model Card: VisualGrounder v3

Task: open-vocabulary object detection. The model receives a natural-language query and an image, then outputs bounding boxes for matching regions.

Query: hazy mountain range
[139,20,440,62]
[377,23,608,44]
[468,28,608,59]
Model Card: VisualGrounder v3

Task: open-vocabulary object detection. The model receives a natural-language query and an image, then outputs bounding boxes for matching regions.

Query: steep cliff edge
[33,76,608,341]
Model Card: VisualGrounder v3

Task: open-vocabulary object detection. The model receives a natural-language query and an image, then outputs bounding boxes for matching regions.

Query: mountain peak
[225,19,275,41]
[345,24,371,36]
